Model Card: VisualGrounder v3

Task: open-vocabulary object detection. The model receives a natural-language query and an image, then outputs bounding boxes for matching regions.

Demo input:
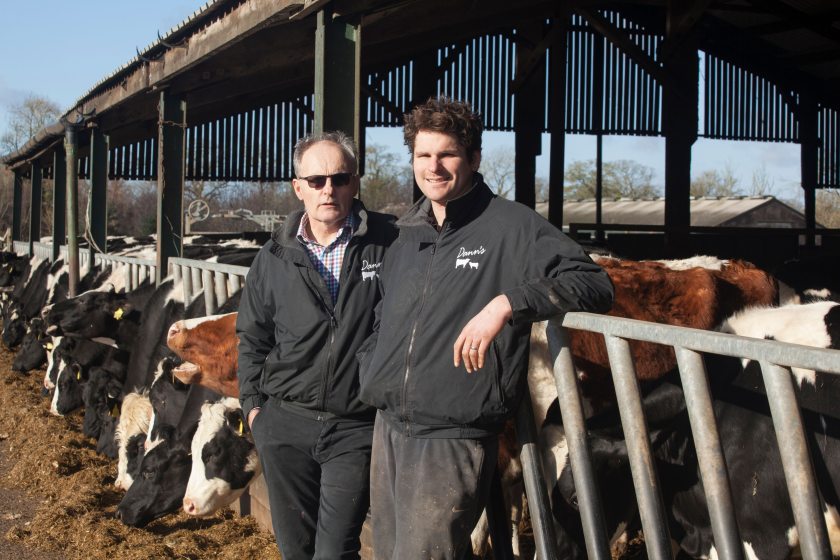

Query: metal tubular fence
[8,239,840,558]
[168,257,249,314]
[534,312,840,559]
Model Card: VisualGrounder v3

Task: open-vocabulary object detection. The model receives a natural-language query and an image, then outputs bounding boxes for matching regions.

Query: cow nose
[183,497,197,515]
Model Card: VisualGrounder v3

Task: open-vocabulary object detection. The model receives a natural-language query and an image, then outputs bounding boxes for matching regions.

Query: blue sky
[1,1,804,202]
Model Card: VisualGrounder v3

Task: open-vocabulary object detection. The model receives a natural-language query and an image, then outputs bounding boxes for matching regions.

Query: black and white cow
[182,397,261,517]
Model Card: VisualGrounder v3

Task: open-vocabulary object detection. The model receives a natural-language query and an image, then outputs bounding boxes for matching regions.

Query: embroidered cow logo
[361,260,381,281]
[454,246,485,270]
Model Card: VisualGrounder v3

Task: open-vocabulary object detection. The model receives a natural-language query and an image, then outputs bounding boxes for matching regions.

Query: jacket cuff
[503,287,530,325]
[240,395,267,421]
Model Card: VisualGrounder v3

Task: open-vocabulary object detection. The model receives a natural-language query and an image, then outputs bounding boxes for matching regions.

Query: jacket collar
[398,173,494,229]
[271,199,370,249]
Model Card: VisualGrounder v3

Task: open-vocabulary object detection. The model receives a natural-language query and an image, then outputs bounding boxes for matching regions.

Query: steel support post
[64,126,80,296]
[674,347,744,560]
[89,127,109,257]
[799,92,818,249]
[314,9,361,143]
[603,335,672,560]
[547,322,611,560]
[759,361,832,560]
[515,392,560,560]
[29,163,42,256]
[514,21,545,209]
[411,49,438,202]
[52,148,67,263]
[548,13,568,229]
[156,92,186,285]
[11,169,23,242]
[662,2,698,256]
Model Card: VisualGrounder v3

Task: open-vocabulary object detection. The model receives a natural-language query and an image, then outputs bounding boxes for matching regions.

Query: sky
[1,0,805,202]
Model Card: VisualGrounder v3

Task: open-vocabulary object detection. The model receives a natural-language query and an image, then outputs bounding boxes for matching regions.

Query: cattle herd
[1,238,839,560]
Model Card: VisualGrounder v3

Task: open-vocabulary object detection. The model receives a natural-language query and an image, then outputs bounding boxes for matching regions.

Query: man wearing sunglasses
[357,97,614,559]
[237,131,397,559]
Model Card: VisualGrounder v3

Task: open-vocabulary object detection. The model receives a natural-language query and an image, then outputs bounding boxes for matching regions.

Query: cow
[182,397,261,517]
[166,312,240,397]
[116,382,222,527]
[114,391,153,491]
[11,317,49,373]
[553,301,840,559]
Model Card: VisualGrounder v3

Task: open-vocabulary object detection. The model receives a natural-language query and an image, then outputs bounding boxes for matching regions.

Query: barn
[2,0,840,558]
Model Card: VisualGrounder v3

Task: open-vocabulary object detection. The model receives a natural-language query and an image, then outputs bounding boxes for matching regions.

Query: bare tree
[565,159,659,199]
[360,144,413,212]
[749,165,777,197]
[816,189,840,228]
[1,95,62,154]
[480,148,516,198]
[691,164,740,197]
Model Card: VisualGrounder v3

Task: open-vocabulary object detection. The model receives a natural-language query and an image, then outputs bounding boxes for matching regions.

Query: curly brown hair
[403,97,483,162]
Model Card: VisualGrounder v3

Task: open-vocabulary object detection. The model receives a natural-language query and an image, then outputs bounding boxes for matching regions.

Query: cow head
[12,317,49,373]
[166,313,240,398]
[2,301,27,349]
[44,285,136,339]
[115,392,153,491]
[183,398,261,517]
[115,425,192,527]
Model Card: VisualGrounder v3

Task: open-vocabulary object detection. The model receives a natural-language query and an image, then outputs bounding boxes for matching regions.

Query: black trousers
[370,412,498,560]
[251,399,373,560]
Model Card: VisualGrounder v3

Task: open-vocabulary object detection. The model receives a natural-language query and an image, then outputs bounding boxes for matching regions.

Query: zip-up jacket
[237,200,397,422]
[358,176,614,438]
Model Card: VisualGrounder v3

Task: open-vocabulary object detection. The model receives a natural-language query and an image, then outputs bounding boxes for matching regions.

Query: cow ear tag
[238,418,244,436]
[46,342,53,350]
[114,308,125,320]
[110,404,120,418]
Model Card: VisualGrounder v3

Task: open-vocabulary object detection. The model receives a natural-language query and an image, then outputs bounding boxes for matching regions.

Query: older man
[237,131,396,559]
[358,97,614,559]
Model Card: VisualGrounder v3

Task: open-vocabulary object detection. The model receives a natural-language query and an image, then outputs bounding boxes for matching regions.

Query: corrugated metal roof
[534,196,800,227]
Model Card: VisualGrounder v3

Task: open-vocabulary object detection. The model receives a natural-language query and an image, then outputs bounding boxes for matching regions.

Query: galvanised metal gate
[519,312,840,560]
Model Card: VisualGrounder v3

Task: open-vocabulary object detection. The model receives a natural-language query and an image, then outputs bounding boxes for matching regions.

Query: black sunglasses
[299,172,355,188]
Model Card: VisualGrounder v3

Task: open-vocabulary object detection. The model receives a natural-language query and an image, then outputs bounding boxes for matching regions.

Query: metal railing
[91,253,157,292]
[12,240,28,255]
[168,257,249,314]
[32,242,51,260]
[520,312,840,560]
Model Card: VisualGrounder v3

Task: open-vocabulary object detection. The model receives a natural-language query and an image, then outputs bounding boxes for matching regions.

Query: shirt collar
[296,212,356,247]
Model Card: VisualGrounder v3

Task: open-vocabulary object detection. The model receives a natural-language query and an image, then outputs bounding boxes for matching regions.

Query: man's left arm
[454,221,614,372]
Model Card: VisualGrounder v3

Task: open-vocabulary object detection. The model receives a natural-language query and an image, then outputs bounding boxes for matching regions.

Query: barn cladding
[2,0,840,557]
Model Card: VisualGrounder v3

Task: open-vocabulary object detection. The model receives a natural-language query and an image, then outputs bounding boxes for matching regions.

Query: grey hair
[292,131,359,176]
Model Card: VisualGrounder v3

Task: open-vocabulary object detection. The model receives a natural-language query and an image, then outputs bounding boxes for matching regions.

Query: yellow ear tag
[110,404,120,418]
[238,418,244,436]
[114,308,125,320]
[46,342,53,350]
[76,370,81,381]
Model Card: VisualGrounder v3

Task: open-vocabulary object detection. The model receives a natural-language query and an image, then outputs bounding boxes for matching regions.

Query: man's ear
[292,179,305,201]
[470,150,482,172]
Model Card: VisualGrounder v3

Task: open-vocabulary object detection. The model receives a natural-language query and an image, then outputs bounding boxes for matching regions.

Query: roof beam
[76,0,306,119]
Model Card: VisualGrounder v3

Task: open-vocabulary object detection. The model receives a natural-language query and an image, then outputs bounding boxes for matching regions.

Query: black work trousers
[251,399,373,560]
[370,412,499,560]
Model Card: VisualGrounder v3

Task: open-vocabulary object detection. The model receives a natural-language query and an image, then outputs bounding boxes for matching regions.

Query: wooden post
[52,148,67,263]
[157,92,187,285]
[11,169,23,243]
[514,21,546,209]
[548,13,569,229]
[64,126,80,296]
[799,92,818,249]
[29,162,42,256]
[662,0,699,256]
[594,30,605,243]
[314,9,361,143]
[89,127,109,256]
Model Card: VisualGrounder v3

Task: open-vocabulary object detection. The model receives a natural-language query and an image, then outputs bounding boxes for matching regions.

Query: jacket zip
[401,223,447,435]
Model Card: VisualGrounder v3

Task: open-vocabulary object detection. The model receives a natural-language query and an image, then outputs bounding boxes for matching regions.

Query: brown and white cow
[166,313,239,398]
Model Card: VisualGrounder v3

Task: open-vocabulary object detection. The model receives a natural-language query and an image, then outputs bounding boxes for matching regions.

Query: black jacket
[358,177,614,438]
[237,201,397,421]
